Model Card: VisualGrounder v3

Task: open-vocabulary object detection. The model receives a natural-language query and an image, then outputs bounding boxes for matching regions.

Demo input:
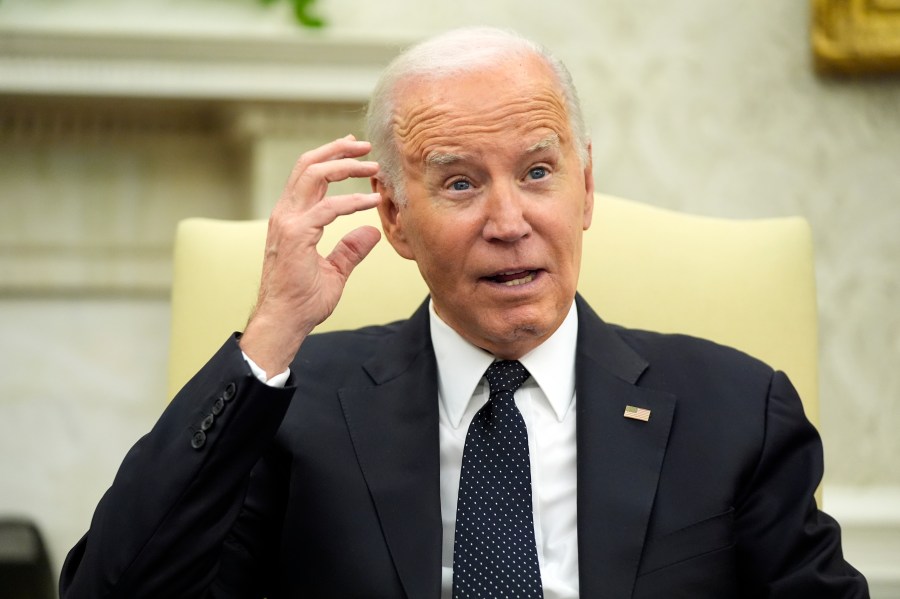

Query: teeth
[502,272,535,286]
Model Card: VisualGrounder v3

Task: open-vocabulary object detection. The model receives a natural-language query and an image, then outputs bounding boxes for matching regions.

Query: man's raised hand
[239,135,382,376]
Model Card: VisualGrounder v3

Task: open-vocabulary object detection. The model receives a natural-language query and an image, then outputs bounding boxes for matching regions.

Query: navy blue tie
[452,360,543,598]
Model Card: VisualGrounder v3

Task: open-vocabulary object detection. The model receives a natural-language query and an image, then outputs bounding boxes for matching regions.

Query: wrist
[239,311,311,376]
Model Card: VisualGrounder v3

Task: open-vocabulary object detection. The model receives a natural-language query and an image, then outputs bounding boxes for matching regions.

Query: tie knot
[485,360,530,395]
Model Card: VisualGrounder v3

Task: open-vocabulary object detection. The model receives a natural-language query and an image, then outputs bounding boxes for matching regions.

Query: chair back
[167,194,819,426]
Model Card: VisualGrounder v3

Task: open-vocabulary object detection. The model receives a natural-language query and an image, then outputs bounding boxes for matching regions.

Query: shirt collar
[429,299,579,428]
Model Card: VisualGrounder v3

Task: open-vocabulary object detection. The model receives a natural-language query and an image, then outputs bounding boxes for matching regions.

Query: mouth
[484,269,539,287]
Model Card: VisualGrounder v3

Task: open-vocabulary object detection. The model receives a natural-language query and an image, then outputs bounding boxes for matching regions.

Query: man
[60,27,868,598]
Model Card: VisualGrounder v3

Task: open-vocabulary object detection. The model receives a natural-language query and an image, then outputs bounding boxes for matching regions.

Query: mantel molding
[0,27,401,296]
[824,485,900,593]
[0,28,405,102]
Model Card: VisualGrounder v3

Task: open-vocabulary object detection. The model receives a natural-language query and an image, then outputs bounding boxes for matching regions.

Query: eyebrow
[526,133,560,154]
[423,133,562,168]
[425,151,464,167]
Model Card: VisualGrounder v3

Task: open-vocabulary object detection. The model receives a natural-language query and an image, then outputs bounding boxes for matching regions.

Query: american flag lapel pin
[623,405,651,422]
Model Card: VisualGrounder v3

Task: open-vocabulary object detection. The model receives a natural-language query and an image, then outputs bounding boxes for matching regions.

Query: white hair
[365,26,590,204]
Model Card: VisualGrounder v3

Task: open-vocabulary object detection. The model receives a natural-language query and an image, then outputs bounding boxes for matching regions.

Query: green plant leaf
[256,0,325,28]
[293,0,325,28]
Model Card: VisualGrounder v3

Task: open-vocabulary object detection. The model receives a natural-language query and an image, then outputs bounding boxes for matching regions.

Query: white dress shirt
[244,301,580,597]
[430,301,580,599]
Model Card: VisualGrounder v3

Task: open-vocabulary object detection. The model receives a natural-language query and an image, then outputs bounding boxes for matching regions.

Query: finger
[306,137,371,167]
[286,159,379,210]
[326,225,382,279]
[302,158,380,187]
[287,136,373,188]
[305,192,382,229]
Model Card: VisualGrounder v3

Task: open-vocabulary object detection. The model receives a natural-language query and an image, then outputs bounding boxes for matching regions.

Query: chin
[484,315,553,346]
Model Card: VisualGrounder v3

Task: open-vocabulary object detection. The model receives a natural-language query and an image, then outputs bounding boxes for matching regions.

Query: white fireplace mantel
[0,27,406,295]
[0,27,404,102]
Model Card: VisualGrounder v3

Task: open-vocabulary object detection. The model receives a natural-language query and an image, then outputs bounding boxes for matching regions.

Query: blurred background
[1,0,898,595]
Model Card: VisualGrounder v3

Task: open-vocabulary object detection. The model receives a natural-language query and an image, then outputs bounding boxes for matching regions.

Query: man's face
[376,53,594,359]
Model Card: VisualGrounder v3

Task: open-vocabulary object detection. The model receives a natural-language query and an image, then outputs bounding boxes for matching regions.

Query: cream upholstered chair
[166,194,819,430]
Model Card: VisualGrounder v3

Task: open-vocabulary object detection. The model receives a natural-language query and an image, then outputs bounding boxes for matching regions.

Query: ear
[372,177,416,260]
[582,143,595,231]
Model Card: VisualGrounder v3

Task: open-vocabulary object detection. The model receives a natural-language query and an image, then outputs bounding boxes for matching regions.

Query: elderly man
[61,27,867,598]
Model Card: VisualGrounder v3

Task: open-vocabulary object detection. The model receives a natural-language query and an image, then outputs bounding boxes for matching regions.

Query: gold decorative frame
[813,0,900,75]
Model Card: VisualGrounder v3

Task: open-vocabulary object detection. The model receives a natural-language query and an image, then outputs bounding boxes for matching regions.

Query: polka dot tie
[452,360,543,598]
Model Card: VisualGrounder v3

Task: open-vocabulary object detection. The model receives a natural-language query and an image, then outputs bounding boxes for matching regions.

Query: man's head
[367,27,590,202]
[367,27,594,359]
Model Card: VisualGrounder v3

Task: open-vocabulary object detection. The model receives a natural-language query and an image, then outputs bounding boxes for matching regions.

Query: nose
[482,184,532,242]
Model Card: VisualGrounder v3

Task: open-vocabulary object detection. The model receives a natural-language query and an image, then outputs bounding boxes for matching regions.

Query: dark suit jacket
[60,296,868,598]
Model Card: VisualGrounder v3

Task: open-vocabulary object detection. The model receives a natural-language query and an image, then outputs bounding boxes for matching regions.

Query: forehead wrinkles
[394,90,570,163]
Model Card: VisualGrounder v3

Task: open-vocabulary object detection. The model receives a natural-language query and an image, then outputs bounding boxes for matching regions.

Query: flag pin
[624,405,651,422]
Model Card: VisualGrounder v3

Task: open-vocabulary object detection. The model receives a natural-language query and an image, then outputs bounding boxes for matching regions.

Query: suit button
[191,430,206,449]
[200,414,214,431]
[223,382,236,401]
[211,397,225,415]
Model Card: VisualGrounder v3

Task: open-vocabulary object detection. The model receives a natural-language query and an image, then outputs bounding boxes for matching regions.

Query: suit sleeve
[59,335,294,599]
[734,370,869,598]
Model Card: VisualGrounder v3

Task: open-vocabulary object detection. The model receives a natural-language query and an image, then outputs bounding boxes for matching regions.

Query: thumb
[326,225,382,279]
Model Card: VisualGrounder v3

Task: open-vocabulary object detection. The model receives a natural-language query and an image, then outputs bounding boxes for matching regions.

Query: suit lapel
[574,296,676,599]
[335,296,676,598]
[337,301,442,599]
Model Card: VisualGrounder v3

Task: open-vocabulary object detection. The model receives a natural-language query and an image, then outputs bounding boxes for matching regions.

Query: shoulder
[611,325,772,376]
[612,325,775,390]
[575,295,775,396]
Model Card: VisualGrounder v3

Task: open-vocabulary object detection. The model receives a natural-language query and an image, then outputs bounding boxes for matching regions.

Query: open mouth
[487,270,538,287]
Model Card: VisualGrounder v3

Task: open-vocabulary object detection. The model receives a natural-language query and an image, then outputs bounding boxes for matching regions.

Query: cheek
[424,235,468,279]
[412,208,479,252]
[406,218,469,282]
[538,210,585,282]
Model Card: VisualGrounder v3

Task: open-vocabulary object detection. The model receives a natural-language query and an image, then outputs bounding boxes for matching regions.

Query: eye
[450,179,471,191]
[528,166,548,180]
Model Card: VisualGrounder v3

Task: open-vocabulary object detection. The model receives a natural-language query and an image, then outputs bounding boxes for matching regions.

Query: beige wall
[1,0,899,590]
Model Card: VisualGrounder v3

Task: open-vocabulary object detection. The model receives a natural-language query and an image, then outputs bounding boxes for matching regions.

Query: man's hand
[239,135,382,376]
